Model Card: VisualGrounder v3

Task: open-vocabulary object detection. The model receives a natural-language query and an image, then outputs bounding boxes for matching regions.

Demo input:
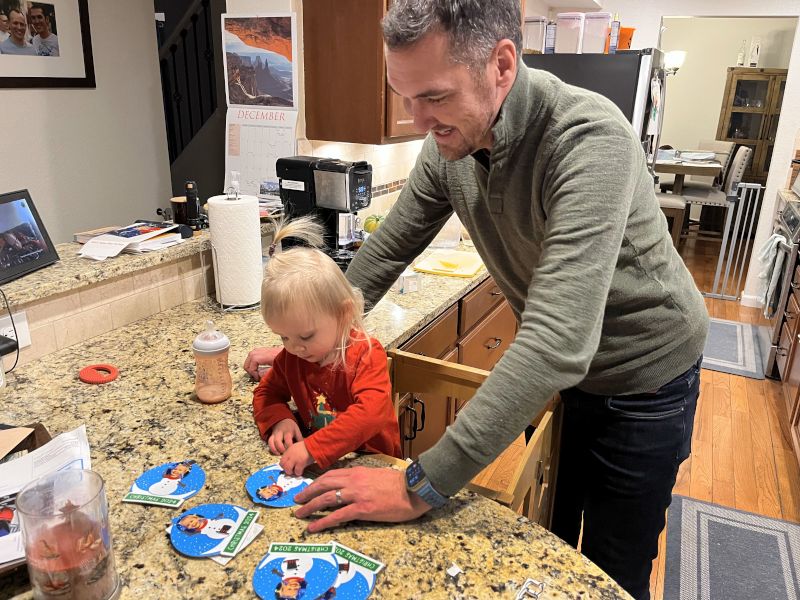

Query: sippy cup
[192,320,232,404]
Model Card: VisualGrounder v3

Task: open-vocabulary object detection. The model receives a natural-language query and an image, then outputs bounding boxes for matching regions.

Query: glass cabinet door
[726,112,763,142]
[732,75,770,109]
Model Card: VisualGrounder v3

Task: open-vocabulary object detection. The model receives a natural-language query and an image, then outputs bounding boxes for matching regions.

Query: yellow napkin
[413,250,485,278]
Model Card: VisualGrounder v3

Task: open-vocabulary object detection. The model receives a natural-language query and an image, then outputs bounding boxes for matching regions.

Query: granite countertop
[2,223,275,309]
[0,259,630,598]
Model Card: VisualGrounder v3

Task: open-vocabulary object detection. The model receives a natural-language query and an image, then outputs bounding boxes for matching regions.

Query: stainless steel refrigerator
[523,49,666,165]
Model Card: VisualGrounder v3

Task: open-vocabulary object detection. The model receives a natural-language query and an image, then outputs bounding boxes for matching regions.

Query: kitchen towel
[207,194,262,307]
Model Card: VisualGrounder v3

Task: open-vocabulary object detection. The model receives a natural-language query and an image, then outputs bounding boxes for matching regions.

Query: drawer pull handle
[485,338,502,350]
[778,347,789,357]
[412,395,426,431]
[490,290,502,296]
[403,405,418,440]
[792,282,800,290]
[786,311,796,321]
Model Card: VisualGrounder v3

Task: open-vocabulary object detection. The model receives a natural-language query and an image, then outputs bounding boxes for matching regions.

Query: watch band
[405,460,448,508]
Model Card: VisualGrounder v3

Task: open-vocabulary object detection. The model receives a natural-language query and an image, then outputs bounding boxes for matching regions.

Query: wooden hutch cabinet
[302,0,422,143]
[716,67,787,185]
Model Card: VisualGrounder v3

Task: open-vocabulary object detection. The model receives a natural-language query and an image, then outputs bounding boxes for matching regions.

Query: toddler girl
[252,217,402,475]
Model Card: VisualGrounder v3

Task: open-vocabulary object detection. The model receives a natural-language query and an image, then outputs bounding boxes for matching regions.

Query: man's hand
[293,466,432,533]
[244,347,281,380]
[280,440,314,476]
[267,419,303,455]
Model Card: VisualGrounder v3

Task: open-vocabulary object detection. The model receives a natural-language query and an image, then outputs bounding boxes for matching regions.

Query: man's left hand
[293,466,432,532]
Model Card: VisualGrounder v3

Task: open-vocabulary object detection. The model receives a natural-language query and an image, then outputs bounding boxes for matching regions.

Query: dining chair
[680,145,753,241]
[656,192,687,247]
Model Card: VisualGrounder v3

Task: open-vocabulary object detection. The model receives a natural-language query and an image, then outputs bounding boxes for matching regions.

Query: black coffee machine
[276,156,372,269]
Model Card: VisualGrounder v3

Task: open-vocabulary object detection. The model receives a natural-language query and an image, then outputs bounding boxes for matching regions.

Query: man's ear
[493,39,517,91]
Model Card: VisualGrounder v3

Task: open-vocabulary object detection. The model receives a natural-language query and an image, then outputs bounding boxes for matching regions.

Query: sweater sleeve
[252,350,297,440]
[303,342,395,469]
[419,117,641,497]
[345,136,454,309]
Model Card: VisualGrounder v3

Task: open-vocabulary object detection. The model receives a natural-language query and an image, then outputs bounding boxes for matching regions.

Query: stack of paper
[79,221,181,260]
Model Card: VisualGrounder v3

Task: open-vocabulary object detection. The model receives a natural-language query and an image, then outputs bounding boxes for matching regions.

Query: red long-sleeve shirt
[252,336,402,469]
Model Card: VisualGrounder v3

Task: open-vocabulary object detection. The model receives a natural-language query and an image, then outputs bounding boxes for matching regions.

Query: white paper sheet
[0,425,91,566]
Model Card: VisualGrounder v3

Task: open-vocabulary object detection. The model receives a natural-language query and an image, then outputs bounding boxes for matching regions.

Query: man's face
[279,579,301,598]
[178,514,203,531]
[29,8,49,35]
[172,463,191,477]
[386,31,499,161]
[0,15,9,33]
[8,10,26,43]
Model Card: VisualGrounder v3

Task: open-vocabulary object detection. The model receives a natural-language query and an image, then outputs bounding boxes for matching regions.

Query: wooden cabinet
[716,67,788,185]
[302,0,423,144]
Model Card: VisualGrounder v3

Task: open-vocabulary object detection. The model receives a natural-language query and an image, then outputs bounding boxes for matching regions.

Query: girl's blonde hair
[261,216,369,369]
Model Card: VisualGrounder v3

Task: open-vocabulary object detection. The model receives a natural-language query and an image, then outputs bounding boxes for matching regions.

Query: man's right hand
[244,347,281,379]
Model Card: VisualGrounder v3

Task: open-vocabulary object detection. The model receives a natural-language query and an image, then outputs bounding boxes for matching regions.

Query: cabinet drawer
[460,277,505,335]
[788,293,800,337]
[777,321,793,380]
[793,265,800,308]
[459,302,516,371]
[401,304,458,359]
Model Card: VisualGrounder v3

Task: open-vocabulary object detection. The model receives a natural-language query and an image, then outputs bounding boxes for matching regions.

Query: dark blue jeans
[551,357,701,600]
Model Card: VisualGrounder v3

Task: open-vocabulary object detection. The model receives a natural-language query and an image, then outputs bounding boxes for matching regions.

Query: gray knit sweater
[345,64,709,497]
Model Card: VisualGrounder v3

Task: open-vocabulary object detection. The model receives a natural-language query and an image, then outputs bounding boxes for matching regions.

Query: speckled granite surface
[0,263,630,598]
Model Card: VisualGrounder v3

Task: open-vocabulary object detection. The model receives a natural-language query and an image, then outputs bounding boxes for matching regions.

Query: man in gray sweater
[291,1,708,597]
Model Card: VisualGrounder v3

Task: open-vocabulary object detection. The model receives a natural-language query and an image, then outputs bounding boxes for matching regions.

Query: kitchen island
[0,251,630,598]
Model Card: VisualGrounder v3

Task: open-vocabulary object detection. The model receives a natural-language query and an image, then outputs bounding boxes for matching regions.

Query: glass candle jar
[16,469,120,600]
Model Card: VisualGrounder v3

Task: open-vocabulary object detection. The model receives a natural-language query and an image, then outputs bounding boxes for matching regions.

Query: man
[0,12,10,42]
[0,8,34,55]
[251,2,708,598]
[29,3,58,56]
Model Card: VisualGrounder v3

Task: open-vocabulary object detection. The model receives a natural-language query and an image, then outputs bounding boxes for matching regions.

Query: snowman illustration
[257,471,306,501]
[147,460,195,497]
[272,556,312,599]
[175,512,235,540]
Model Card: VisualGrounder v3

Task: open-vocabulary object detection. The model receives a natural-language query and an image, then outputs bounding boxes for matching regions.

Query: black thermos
[185,180,201,230]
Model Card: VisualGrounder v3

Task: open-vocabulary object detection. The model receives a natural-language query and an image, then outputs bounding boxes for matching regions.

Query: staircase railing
[158,0,218,163]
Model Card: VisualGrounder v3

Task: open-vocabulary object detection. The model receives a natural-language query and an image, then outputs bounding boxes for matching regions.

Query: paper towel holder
[209,243,261,313]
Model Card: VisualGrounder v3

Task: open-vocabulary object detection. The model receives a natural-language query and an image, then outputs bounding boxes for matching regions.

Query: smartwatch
[405,460,448,508]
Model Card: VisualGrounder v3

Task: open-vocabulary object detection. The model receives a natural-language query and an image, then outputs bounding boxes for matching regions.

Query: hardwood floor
[648,239,800,599]
[474,238,800,598]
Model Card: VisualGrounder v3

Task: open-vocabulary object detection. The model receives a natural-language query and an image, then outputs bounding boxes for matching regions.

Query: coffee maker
[276,156,372,269]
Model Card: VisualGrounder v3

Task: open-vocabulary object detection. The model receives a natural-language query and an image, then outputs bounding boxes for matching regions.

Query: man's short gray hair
[382,0,522,70]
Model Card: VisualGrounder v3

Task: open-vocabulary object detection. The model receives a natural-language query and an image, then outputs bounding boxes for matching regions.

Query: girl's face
[267,310,341,365]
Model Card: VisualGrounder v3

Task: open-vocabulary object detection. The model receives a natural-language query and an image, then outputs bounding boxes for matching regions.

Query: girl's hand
[280,441,314,476]
[267,419,303,455]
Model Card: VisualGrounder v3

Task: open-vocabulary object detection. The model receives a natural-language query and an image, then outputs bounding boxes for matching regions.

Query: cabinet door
[718,72,771,144]
[399,348,458,460]
[386,88,418,138]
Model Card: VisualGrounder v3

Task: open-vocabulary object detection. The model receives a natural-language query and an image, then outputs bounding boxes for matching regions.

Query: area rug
[701,318,770,379]
[664,495,800,600]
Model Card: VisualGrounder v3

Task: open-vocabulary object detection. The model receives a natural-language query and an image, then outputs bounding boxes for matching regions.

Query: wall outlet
[0,310,31,349]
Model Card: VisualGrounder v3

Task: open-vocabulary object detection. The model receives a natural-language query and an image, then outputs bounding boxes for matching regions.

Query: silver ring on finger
[335,489,343,506]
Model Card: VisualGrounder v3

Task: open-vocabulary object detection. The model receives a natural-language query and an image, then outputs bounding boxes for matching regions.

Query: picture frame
[0,0,95,88]
[0,189,59,286]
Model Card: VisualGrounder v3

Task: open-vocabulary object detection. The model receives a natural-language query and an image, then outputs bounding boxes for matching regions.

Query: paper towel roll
[207,194,262,307]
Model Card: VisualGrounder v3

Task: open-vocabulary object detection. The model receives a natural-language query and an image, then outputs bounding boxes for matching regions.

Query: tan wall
[0,1,171,244]
[660,17,795,153]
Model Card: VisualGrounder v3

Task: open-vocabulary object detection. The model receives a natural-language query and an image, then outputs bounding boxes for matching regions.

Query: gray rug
[664,495,800,600]
[701,318,770,379]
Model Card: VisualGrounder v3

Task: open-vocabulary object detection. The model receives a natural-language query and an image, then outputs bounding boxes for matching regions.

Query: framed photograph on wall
[0,0,95,88]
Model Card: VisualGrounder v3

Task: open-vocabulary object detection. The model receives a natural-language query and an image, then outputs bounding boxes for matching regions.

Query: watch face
[405,461,424,487]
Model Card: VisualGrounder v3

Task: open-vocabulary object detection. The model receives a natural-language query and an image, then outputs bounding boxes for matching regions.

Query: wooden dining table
[654,160,723,195]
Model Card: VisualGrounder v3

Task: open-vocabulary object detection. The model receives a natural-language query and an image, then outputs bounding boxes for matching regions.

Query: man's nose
[405,98,435,133]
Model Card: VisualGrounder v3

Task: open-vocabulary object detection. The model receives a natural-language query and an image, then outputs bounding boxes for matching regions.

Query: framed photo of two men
[0,0,94,88]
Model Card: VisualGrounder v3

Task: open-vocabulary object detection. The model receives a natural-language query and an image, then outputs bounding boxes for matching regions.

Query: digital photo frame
[0,190,59,286]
